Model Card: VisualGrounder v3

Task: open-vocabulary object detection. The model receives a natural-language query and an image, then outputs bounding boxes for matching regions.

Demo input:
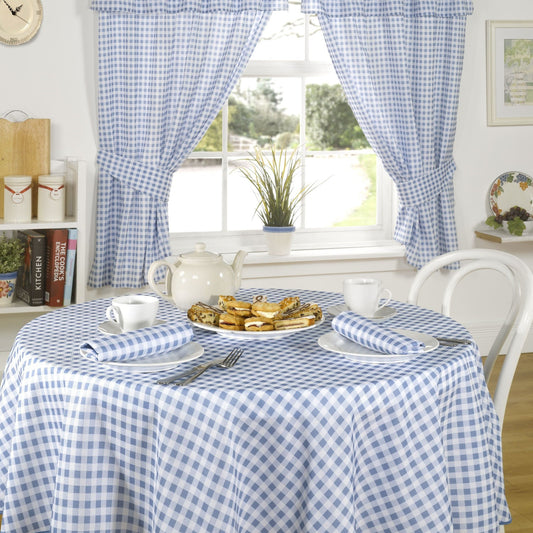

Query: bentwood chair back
[408,248,533,424]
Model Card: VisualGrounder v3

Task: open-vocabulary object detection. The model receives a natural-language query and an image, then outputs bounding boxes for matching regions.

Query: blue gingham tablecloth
[0,288,510,533]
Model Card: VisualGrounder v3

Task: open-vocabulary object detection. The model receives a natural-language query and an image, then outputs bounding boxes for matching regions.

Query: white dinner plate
[318,329,438,364]
[190,318,324,341]
[327,305,397,321]
[100,341,204,373]
[98,319,166,335]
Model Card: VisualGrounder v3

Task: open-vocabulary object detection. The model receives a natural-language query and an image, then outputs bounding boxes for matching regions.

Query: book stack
[16,228,77,307]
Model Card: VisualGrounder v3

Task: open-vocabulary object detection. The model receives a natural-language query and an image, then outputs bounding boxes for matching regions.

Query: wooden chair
[408,248,533,424]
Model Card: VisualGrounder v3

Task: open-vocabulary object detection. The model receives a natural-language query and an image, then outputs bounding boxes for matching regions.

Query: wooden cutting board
[0,117,50,219]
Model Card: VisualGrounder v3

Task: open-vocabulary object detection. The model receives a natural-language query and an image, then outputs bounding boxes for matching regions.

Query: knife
[435,336,473,346]
[157,357,226,385]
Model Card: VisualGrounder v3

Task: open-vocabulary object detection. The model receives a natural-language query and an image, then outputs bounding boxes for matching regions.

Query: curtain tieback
[97,150,172,204]
[396,159,456,208]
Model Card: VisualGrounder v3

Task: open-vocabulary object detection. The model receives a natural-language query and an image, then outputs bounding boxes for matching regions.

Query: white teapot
[147,242,247,310]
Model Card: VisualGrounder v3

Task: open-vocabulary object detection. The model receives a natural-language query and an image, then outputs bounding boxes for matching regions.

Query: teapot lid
[180,242,221,263]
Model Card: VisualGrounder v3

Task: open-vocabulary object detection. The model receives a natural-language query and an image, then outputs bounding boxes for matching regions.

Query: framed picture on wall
[486,20,533,126]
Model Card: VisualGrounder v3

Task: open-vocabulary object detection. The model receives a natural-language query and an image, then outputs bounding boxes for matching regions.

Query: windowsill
[221,241,410,281]
[236,242,406,265]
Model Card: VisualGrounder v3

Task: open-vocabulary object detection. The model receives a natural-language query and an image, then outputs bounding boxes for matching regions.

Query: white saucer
[327,304,397,321]
[101,341,204,373]
[98,319,166,335]
[318,329,438,364]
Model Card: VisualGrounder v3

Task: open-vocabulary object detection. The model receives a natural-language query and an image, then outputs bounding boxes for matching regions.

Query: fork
[176,347,243,386]
[157,356,227,385]
[158,347,243,386]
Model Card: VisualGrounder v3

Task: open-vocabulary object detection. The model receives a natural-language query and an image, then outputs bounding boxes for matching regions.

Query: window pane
[194,109,222,152]
[229,78,300,149]
[169,160,222,232]
[251,6,303,61]
[305,78,369,151]
[304,152,377,228]
[308,15,330,61]
[227,158,263,231]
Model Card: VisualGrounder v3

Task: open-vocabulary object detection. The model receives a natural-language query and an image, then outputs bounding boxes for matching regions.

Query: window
[168,6,393,254]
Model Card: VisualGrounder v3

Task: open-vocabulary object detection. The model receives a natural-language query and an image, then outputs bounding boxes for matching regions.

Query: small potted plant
[0,233,25,305]
[238,146,320,255]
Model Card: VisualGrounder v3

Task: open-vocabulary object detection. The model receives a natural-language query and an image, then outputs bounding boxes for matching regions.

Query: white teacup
[105,295,159,332]
[343,278,392,317]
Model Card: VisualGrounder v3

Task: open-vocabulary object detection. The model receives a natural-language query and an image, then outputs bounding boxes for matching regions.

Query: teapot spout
[231,250,248,290]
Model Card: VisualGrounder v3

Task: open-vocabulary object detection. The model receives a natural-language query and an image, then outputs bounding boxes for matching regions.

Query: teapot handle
[147,259,177,301]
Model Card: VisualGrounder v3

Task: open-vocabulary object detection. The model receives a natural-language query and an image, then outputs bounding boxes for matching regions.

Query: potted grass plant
[0,233,25,305]
[238,146,320,255]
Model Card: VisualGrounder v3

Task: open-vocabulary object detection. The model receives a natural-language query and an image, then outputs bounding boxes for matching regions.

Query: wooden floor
[0,353,531,531]
[487,352,533,532]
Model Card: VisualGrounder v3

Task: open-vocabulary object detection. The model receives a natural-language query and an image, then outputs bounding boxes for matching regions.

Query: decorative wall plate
[489,171,533,217]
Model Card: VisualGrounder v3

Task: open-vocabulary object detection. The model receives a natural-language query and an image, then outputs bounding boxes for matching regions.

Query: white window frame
[169,16,396,256]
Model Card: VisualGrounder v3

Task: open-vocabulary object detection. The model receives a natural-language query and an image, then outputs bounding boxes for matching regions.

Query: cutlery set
[157,334,469,387]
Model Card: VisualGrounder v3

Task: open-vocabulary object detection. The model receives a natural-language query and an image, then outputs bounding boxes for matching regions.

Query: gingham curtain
[88,1,283,288]
[302,0,474,269]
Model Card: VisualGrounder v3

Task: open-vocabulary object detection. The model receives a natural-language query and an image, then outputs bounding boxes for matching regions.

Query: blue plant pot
[263,226,295,256]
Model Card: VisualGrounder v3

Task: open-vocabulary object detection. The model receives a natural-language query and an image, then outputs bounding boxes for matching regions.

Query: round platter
[489,171,533,217]
[190,318,324,340]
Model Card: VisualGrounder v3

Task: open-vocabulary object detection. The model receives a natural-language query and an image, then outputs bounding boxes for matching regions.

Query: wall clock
[0,0,42,46]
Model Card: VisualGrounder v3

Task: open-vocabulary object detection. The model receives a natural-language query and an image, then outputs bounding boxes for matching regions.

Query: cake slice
[187,303,221,326]
[274,316,315,330]
[219,313,245,330]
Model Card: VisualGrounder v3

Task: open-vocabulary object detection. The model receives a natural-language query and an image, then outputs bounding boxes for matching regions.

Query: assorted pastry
[187,295,323,332]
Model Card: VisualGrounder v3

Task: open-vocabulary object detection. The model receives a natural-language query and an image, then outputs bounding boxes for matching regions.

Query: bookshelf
[0,159,88,315]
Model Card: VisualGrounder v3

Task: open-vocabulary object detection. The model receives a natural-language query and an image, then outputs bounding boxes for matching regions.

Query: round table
[0,288,510,532]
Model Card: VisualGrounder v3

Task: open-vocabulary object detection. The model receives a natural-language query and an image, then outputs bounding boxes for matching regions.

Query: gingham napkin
[80,322,194,362]
[331,311,425,355]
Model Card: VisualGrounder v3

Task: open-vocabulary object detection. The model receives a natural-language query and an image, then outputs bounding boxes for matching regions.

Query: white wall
[2,0,533,361]
[2,2,97,173]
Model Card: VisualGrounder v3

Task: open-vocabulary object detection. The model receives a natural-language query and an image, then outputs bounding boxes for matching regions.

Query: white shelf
[475,223,533,243]
[1,158,88,315]
[0,216,78,232]
[0,301,55,315]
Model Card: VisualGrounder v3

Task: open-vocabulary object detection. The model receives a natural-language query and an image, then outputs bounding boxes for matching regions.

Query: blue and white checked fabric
[88,4,271,288]
[80,321,193,362]
[91,0,289,11]
[313,1,473,269]
[0,289,510,532]
[300,0,473,17]
[332,310,425,354]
